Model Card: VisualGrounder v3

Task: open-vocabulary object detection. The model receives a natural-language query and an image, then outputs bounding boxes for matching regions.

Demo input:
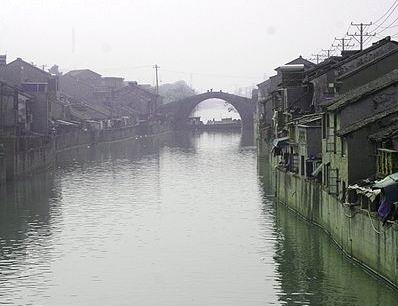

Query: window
[298,130,306,144]
[283,89,288,110]
[328,168,339,195]
[21,83,47,93]
[48,78,58,91]
[324,163,330,186]
[326,113,337,153]
[341,138,346,157]
[342,181,346,202]
[322,113,327,139]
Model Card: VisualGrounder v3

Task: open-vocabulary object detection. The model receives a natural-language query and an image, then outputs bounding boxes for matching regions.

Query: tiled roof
[368,122,398,141]
[7,58,52,77]
[65,69,102,78]
[69,103,111,120]
[327,69,398,112]
[337,103,398,136]
[307,37,398,81]
[337,47,398,81]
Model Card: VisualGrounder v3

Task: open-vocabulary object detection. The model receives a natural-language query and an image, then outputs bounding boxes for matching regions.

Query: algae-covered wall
[275,168,398,287]
[0,125,144,183]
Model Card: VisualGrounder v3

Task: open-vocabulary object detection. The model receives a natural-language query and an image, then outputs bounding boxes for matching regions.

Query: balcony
[377,148,398,178]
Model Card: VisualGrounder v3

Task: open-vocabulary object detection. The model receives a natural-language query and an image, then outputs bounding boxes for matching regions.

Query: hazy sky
[0,0,394,92]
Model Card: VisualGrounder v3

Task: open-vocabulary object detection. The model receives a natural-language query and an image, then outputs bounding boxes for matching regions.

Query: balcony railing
[377,148,398,178]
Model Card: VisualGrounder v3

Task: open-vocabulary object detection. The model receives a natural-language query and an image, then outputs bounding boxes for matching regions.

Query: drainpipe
[0,143,5,183]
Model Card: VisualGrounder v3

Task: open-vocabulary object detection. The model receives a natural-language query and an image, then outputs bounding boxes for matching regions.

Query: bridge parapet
[157,92,255,130]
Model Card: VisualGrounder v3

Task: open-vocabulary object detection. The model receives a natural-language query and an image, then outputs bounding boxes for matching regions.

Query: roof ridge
[327,69,398,111]
[337,102,398,136]
[8,57,52,77]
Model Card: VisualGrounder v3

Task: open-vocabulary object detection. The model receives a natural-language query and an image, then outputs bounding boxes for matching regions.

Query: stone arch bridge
[157,92,255,130]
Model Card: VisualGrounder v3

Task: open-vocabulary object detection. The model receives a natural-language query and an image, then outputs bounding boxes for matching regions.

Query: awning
[348,184,381,202]
[272,137,290,148]
[56,119,80,127]
[373,172,398,189]
[311,163,323,177]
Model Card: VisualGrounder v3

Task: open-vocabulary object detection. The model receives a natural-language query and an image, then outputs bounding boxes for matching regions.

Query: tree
[158,80,195,104]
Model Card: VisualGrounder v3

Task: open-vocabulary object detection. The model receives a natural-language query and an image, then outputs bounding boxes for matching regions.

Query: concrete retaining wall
[275,168,398,287]
[0,124,146,183]
[0,136,55,182]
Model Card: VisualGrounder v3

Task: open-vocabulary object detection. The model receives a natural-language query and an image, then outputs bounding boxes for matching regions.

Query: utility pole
[153,64,160,95]
[333,37,355,52]
[310,53,327,64]
[153,64,160,111]
[347,22,375,51]
[322,49,335,58]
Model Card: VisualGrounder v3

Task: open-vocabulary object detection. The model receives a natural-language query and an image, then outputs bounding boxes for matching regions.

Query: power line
[332,37,355,51]
[322,49,335,58]
[310,53,327,64]
[374,15,398,35]
[377,23,398,29]
[372,0,398,25]
[366,1,398,38]
[312,1,398,60]
[347,22,375,50]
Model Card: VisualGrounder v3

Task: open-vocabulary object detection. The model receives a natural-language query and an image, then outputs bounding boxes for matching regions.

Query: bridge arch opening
[157,91,255,131]
[188,98,242,129]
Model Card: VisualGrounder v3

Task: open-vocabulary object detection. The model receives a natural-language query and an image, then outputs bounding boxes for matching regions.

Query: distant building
[0,81,34,136]
[0,58,59,134]
[111,82,161,120]
[102,77,125,90]
[63,69,102,88]
[322,70,398,197]
[59,73,96,102]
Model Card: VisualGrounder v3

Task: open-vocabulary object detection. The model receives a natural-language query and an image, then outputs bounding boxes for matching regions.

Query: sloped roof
[335,36,398,68]
[65,69,102,78]
[306,57,343,81]
[114,84,158,102]
[69,103,110,120]
[307,37,398,82]
[6,57,52,77]
[337,103,398,136]
[337,47,398,81]
[257,78,271,88]
[327,69,398,112]
[274,56,316,71]
[368,122,398,141]
[286,56,315,67]
[292,113,322,125]
[60,73,97,90]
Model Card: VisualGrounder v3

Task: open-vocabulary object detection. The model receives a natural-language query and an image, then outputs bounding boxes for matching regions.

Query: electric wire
[370,0,398,34]
[374,15,398,35]
[373,0,398,25]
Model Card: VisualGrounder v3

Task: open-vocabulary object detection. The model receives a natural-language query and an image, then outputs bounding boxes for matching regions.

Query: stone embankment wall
[274,168,398,288]
[0,124,149,185]
[0,135,55,184]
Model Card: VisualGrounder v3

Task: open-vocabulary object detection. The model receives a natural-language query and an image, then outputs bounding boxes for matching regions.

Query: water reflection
[0,172,61,305]
[0,131,397,305]
[258,161,398,306]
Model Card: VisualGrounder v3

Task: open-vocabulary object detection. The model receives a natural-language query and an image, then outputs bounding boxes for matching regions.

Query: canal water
[1,131,398,306]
